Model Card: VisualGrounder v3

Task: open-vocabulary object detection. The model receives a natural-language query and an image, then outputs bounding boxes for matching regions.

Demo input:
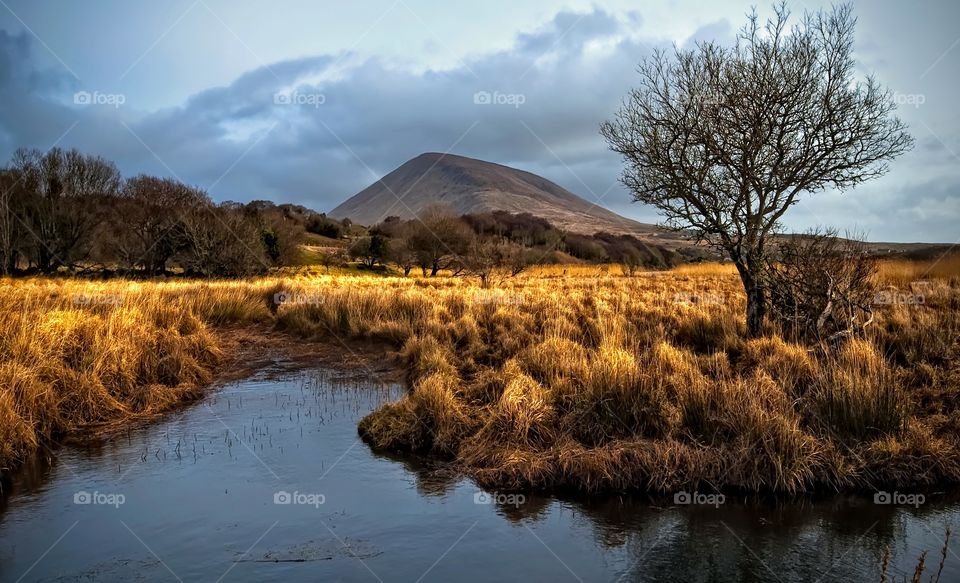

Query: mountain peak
[328,153,660,236]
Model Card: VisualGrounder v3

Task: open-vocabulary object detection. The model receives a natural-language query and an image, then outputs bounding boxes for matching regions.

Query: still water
[1,367,957,582]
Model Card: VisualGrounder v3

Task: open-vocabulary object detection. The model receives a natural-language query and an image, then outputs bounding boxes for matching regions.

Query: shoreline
[6,328,959,507]
[5,331,959,508]
[2,270,957,499]
[0,324,402,482]
[4,323,959,501]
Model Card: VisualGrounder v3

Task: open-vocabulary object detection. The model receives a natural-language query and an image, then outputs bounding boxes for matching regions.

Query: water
[1,368,957,582]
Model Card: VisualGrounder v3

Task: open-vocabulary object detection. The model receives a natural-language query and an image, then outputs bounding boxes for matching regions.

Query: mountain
[328,153,673,239]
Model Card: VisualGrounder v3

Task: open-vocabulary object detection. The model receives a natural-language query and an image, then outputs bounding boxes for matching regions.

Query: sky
[0,0,957,243]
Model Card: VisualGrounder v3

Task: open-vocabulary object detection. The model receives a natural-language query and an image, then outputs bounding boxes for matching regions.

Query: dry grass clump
[490,362,556,444]
[809,339,908,440]
[568,345,677,445]
[871,283,959,366]
[351,261,959,494]
[457,363,560,488]
[0,363,44,465]
[861,421,960,486]
[718,371,827,491]
[359,370,474,455]
[398,335,458,382]
[670,262,739,277]
[518,337,589,396]
[740,336,815,396]
[0,278,234,469]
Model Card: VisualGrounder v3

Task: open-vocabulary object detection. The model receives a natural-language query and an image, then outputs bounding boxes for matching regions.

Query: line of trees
[347,206,682,283]
[0,148,681,281]
[0,147,312,276]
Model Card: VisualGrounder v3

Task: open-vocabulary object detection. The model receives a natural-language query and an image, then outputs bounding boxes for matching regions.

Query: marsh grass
[1,256,958,494]
[875,253,960,286]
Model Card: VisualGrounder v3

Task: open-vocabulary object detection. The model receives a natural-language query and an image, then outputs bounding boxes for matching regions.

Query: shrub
[766,230,877,342]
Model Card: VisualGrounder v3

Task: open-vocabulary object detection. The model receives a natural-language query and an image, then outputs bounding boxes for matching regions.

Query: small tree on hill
[461,238,527,287]
[349,234,388,269]
[601,3,912,336]
[407,206,473,276]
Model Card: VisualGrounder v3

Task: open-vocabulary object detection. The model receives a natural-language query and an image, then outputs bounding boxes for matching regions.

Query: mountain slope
[328,153,663,236]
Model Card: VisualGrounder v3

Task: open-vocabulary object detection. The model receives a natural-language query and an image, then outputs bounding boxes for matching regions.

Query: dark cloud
[0,9,956,242]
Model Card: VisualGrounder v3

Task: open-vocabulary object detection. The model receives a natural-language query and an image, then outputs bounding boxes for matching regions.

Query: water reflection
[0,368,956,583]
[371,417,959,581]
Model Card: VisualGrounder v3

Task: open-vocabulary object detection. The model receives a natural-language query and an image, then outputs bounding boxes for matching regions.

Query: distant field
[1,256,958,495]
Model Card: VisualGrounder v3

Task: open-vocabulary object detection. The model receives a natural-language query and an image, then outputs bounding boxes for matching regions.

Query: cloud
[0,9,956,242]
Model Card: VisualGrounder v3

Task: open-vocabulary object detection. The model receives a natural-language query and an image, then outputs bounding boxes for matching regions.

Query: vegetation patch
[1,260,957,496]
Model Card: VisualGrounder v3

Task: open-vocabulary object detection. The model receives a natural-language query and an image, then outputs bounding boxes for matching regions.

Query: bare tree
[317,247,348,273]
[11,148,122,273]
[407,205,473,277]
[601,3,912,335]
[462,238,503,288]
[386,235,417,276]
[462,238,531,287]
[179,204,268,277]
[113,175,209,274]
[348,234,387,269]
[373,217,417,276]
[0,170,22,274]
[621,249,643,277]
[505,244,533,277]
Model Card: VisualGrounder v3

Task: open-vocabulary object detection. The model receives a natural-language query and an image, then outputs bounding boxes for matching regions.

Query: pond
[1,367,956,582]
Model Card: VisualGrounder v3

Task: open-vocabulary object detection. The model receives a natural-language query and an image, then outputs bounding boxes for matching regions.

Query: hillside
[328,153,681,241]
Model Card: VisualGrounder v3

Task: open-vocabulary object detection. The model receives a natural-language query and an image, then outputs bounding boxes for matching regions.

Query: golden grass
[523,263,630,278]
[875,253,960,286]
[1,259,958,496]
[669,262,739,276]
[0,278,268,469]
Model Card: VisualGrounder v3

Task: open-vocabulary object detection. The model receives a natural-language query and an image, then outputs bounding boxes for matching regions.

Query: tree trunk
[36,247,53,274]
[745,279,766,337]
[734,256,767,337]
[149,257,165,276]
